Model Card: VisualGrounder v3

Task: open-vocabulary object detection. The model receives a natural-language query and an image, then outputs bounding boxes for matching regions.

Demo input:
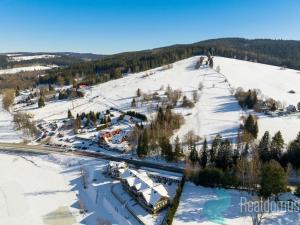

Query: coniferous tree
[210,134,222,165]
[136,88,141,97]
[244,114,258,139]
[15,86,20,96]
[38,97,45,108]
[174,136,182,162]
[157,107,164,123]
[68,109,73,119]
[200,139,208,168]
[90,112,97,125]
[258,131,271,162]
[259,160,287,199]
[189,144,198,166]
[287,132,300,169]
[270,131,284,161]
[137,129,149,157]
[131,98,136,107]
[160,136,173,162]
[85,114,90,127]
[216,139,233,170]
[232,148,240,166]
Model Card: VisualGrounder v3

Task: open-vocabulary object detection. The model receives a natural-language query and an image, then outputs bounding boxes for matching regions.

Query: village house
[107,161,170,213]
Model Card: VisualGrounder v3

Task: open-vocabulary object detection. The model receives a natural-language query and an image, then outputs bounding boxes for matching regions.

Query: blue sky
[0,0,299,54]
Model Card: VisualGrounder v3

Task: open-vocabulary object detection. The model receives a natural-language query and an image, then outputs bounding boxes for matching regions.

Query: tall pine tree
[189,144,199,166]
[244,114,258,139]
[174,136,182,162]
[258,131,271,162]
[270,131,284,161]
[200,139,208,168]
[210,134,222,165]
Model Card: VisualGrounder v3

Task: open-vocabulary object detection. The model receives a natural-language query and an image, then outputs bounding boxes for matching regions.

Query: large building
[107,161,170,213]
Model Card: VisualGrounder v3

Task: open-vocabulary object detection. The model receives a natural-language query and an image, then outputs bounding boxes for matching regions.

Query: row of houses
[107,161,170,213]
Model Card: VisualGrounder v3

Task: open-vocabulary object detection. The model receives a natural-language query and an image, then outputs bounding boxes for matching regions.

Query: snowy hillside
[18,56,242,144]
[14,56,300,145]
[215,57,300,143]
[7,54,59,62]
[214,57,300,106]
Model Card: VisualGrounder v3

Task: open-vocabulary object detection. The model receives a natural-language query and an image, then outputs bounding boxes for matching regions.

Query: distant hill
[39,38,300,86]
[0,52,106,69]
[2,38,300,88]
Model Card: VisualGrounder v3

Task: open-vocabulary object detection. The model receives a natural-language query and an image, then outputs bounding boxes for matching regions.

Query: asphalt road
[0,143,184,174]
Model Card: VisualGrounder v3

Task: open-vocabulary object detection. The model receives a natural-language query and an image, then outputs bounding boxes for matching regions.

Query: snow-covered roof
[119,168,138,179]
[121,167,169,206]
[109,161,127,169]
[141,184,169,206]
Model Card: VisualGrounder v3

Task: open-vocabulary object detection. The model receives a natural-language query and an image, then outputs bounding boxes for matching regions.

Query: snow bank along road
[0,143,184,174]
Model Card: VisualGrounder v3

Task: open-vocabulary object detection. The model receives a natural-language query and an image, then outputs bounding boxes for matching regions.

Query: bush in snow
[182,96,194,108]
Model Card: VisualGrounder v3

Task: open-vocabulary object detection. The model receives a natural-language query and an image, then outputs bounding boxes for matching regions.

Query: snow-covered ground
[174,182,300,225]
[8,54,59,62]
[257,113,300,144]
[17,56,242,144]
[0,65,57,75]
[0,96,23,143]
[0,153,80,225]
[8,55,300,145]
[214,57,300,143]
[214,57,300,106]
[0,152,140,225]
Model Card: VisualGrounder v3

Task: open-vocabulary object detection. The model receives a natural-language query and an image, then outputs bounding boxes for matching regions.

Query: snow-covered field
[0,97,23,143]
[0,153,80,225]
[214,57,300,106]
[257,114,300,145]
[174,182,300,225]
[0,65,57,75]
[0,152,140,225]
[8,54,59,62]
[214,57,300,143]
